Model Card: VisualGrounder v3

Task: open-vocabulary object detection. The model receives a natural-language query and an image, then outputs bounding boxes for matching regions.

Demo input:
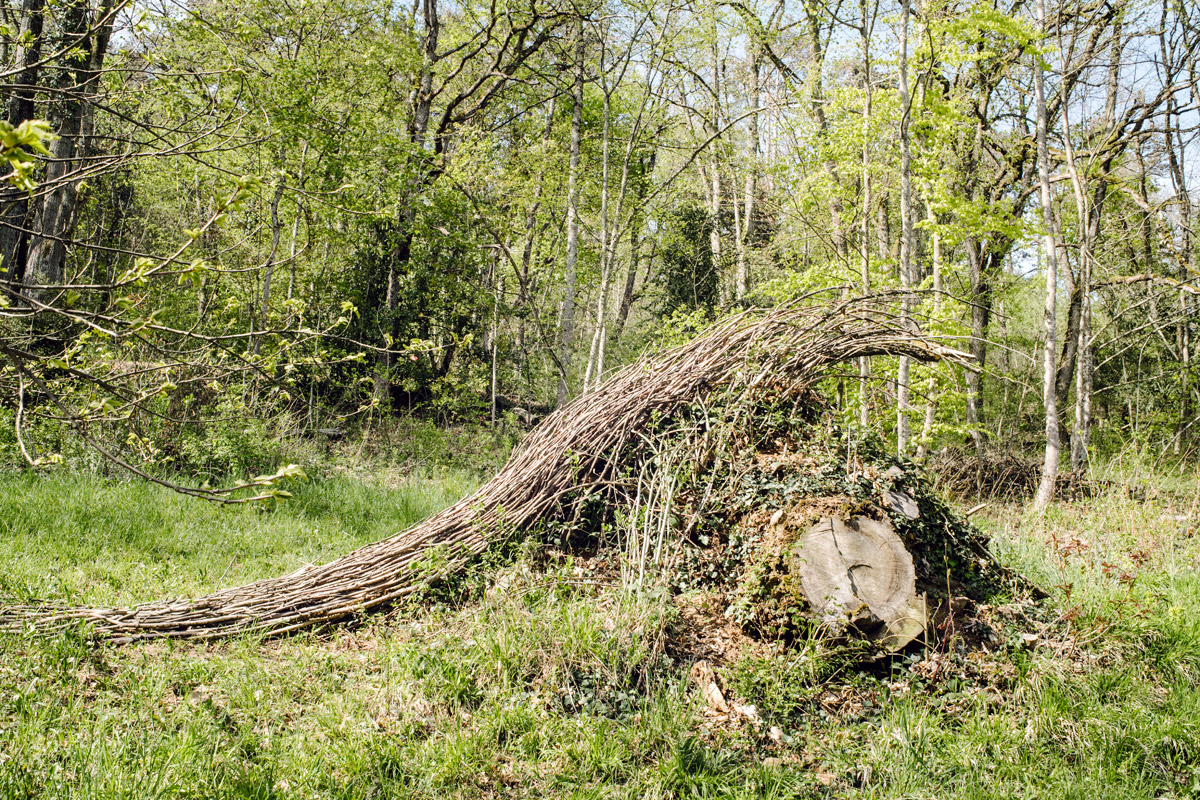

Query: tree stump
[790,516,925,650]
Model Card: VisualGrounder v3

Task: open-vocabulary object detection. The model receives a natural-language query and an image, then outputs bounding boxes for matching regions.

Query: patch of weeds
[409,527,537,612]
[727,641,873,725]
[413,649,484,710]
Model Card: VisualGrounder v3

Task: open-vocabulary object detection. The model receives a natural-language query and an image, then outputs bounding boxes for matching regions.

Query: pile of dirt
[659,418,1015,666]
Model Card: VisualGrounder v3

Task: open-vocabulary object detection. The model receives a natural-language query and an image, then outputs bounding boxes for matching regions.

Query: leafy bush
[170,416,284,480]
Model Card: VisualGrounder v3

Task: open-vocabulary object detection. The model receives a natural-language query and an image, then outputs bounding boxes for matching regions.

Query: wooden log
[790,516,925,650]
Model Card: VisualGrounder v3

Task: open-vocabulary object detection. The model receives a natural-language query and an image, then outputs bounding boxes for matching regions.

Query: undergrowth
[2,449,1200,797]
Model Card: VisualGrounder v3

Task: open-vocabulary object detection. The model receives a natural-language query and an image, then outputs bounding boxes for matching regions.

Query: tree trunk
[375,0,438,406]
[791,516,924,650]
[557,20,584,408]
[965,240,988,460]
[857,0,875,429]
[918,200,942,459]
[706,9,723,294]
[613,152,653,342]
[286,141,309,302]
[24,0,115,299]
[516,99,558,356]
[801,0,848,266]
[261,173,286,331]
[0,0,45,284]
[1032,0,1061,511]
[1167,87,1193,454]
[896,0,914,455]
[734,41,760,304]
[1067,12,1122,470]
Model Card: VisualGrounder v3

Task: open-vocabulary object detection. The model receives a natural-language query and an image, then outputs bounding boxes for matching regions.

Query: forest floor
[2,451,1200,799]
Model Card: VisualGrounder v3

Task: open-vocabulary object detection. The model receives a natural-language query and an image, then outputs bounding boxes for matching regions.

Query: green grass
[0,470,479,606]
[3,470,1200,798]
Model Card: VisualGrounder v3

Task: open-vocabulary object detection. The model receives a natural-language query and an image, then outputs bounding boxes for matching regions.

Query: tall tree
[1033,0,1061,511]
[557,17,585,408]
[896,0,915,454]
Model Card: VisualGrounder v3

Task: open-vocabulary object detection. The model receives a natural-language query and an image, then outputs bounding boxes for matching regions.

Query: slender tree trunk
[857,0,874,429]
[876,195,889,261]
[1055,281,1082,413]
[516,99,557,356]
[24,0,115,298]
[375,0,438,406]
[734,42,760,303]
[0,0,45,284]
[1068,12,1121,469]
[1060,106,1089,472]
[584,55,614,394]
[707,8,723,290]
[801,0,848,265]
[286,141,308,302]
[3,0,44,129]
[896,0,914,454]
[965,241,988,460]
[1167,92,1194,454]
[261,173,286,331]
[1032,0,1061,511]
[918,200,942,459]
[613,152,653,341]
[557,20,584,408]
[490,254,502,427]
[1072,249,1092,471]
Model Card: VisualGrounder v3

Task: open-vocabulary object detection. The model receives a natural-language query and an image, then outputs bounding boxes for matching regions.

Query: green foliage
[172,417,284,480]
[727,644,861,722]
[0,0,1192,493]
[0,119,55,194]
[656,203,720,319]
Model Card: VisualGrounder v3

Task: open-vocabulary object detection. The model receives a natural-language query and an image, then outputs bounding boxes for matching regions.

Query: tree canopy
[1,0,1198,489]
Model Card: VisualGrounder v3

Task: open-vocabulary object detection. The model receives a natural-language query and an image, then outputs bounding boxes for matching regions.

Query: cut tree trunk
[791,516,925,650]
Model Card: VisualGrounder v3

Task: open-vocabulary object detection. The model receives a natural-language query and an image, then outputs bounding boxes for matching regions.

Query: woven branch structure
[1,293,971,642]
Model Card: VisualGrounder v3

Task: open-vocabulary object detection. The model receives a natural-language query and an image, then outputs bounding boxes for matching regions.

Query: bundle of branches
[927,446,1098,500]
[1,292,970,643]
[926,447,1040,499]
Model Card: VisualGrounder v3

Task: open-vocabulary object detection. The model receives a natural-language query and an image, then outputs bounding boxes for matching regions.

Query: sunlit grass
[0,470,478,606]
[2,470,1200,798]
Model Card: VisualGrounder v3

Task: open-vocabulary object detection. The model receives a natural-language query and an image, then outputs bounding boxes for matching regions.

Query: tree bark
[0,0,45,284]
[964,240,988,460]
[801,0,848,265]
[918,200,942,459]
[1033,0,1061,511]
[613,150,655,341]
[706,5,723,293]
[1166,75,1193,454]
[24,0,115,298]
[896,0,914,455]
[734,40,760,304]
[374,0,438,405]
[857,0,875,429]
[261,173,286,331]
[557,20,584,408]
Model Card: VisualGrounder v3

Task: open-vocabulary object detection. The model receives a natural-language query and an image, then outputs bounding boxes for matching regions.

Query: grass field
[2,466,1200,799]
